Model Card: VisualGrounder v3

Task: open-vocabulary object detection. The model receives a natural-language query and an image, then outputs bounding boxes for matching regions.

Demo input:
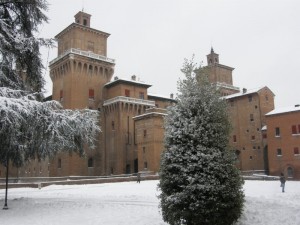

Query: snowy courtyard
[0,179,300,225]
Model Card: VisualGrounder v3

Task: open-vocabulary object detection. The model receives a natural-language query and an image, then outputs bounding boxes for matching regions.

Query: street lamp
[3,157,9,210]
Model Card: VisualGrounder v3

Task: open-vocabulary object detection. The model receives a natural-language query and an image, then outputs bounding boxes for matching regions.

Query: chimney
[131,75,136,81]
[114,76,118,80]
[242,88,247,94]
[170,93,174,99]
[295,104,300,107]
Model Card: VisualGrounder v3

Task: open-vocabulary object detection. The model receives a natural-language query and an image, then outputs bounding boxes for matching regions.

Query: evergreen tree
[0,0,100,167]
[159,58,244,225]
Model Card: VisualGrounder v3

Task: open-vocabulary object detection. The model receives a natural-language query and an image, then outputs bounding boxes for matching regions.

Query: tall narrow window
[294,147,299,155]
[58,158,62,168]
[143,130,147,137]
[60,90,63,101]
[139,92,144,99]
[88,158,94,167]
[233,135,237,143]
[292,125,297,134]
[275,127,280,137]
[144,162,148,169]
[277,148,282,156]
[251,135,255,140]
[125,89,130,97]
[89,89,94,99]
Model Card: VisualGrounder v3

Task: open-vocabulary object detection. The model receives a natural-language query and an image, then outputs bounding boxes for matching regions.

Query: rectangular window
[277,148,282,156]
[292,125,297,134]
[143,130,147,137]
[125,89,130,97]
[251,135,255,140]
[275,127,280,137]
[233,135,237,143]
[139,92,144,99]
[143,147,146,153]
[60,90,63,101]
[250,114,254,121]
[89,89,94,99]
[58,158,62,168]
[294,147,299,155]
[144,162,148,169]
[88,158,94,167]
[263,133,267,139]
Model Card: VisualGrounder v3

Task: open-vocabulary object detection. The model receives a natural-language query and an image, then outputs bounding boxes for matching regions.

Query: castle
[1,11,299,180]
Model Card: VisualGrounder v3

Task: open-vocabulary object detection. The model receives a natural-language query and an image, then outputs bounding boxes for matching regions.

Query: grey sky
[40,0,300,108]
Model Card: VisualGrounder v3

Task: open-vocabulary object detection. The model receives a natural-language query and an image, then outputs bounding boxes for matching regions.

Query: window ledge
[292,134,300,136]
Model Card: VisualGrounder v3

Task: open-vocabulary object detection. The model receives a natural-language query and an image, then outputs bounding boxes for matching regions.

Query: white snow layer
[0,180,300,225]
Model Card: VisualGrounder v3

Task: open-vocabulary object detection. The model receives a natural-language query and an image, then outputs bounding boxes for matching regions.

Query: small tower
[207,47,219,65]
[74,11,91,27]
[198,48,239,96]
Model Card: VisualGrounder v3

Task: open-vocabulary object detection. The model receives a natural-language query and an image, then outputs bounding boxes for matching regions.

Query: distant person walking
[137,172,141,183]
[280,173,286,193]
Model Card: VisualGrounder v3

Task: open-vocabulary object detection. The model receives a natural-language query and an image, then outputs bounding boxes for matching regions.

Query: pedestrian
[137,172,141,183]
[280,173,286,193]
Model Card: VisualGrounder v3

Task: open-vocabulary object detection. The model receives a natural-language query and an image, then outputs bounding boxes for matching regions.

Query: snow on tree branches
[159,58,244,225]
[0,0,101,168]
[0,88,100,166]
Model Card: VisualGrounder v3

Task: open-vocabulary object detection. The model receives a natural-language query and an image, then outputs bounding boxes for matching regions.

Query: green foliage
[159,57,244,225]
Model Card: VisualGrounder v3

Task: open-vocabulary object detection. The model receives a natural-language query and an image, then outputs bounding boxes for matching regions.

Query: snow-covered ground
[0,180,300,225]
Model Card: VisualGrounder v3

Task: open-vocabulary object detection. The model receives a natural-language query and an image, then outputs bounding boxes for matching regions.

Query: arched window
[88,158,94,168]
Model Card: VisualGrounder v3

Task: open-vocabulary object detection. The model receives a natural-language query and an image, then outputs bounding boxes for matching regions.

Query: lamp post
[3,157,9,210]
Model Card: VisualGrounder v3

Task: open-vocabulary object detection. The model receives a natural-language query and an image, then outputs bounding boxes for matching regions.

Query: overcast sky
[40,0,300,108]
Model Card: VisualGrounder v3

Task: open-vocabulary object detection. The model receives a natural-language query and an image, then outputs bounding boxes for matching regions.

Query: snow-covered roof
[266,105,300,116]
[223,87,266,100]
[261,125,267,131]
[133,111,167,120]
[104,77,152,88]
[148,93,176,101]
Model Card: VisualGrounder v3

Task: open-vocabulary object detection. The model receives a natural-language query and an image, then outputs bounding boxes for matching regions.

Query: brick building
[266,105,300,179]
[47,12,175,176]
[225,87,275,172]
[199,48,275,172]
[0,11,283,179]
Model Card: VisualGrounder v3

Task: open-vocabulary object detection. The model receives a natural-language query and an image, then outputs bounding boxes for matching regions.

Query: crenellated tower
[49,11,115,110]
[48,11,115,176]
